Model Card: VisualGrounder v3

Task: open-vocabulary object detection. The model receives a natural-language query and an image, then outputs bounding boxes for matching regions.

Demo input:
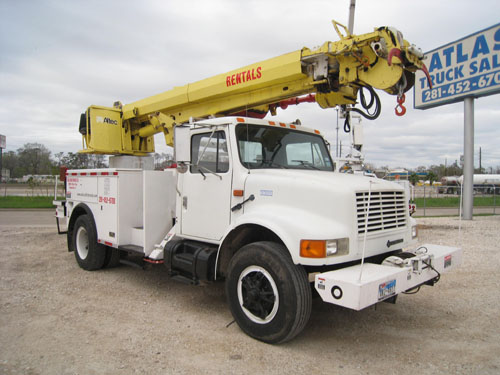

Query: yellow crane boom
[79,21,430,155]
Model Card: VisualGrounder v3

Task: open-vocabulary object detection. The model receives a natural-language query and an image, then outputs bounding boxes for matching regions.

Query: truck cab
[174,117,417,270]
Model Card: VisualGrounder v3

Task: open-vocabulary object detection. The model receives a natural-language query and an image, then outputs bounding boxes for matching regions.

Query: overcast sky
[1,0,499,170]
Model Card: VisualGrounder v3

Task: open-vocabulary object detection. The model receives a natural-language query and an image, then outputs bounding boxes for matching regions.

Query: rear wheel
[73,214,106,271]
[226,241,311,344]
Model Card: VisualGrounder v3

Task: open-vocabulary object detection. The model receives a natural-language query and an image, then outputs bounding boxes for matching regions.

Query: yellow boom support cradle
[79,21,429,155]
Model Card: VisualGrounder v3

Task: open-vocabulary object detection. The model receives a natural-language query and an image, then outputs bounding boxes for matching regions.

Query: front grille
[356,191,407,235]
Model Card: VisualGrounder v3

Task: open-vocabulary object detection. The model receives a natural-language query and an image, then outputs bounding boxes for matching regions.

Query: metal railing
[1,179,65,197]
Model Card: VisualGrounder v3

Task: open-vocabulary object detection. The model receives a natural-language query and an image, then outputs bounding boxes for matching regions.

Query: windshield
[236,124,334,171]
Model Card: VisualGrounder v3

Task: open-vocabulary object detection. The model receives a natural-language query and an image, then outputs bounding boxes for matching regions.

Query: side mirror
[174,125,191,165]
[176,162,188,174]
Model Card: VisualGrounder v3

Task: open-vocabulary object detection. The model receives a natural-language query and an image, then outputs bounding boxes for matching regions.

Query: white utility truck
[55,22,461,343]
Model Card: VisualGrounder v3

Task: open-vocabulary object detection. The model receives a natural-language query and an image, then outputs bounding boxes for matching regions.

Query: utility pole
[335,0,356,162]
[463,98,474,220]
[348,0,356,34]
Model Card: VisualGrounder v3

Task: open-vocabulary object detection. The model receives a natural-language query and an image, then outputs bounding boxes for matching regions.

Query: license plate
[378,279,396,300]
[317,278,325,290]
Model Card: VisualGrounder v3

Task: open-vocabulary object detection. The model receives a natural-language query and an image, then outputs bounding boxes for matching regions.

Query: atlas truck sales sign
[414,23,500,109]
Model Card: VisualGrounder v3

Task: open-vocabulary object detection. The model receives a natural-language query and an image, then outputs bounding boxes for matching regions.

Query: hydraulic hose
[350,86,381,120]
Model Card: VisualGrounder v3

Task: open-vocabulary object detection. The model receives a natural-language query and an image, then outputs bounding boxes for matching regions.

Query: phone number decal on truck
[99,196,116,204]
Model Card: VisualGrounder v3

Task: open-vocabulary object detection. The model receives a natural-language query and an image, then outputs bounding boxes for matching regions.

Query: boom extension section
[79,21,430,155]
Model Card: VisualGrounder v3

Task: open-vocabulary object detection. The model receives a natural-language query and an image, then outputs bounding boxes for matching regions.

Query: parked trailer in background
[438,176,460,194]
[439,175,500,194]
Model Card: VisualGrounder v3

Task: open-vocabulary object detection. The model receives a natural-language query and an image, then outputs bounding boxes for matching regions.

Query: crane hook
[395,94,406,116]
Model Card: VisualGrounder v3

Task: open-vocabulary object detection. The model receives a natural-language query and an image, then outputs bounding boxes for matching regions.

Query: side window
[191,131,229,173]
[311,143,329,168]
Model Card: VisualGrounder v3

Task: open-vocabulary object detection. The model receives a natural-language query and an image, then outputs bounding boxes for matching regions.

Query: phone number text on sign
[422,70,500,103]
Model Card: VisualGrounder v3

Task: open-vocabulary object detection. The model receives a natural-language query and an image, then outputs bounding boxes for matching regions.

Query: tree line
[2,142,498,182]
[1,143,173,180]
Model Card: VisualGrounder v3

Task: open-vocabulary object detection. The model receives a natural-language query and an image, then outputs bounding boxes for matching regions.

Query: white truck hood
[238,169,409,265]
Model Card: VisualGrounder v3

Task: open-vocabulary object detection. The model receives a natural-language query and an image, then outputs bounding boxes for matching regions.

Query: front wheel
[73,214,106,271]
[225,241,311,344]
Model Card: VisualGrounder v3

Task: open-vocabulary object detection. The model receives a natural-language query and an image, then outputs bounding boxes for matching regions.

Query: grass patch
[414,196,498,207]
[0,196,56,209]
[2,195,498,209]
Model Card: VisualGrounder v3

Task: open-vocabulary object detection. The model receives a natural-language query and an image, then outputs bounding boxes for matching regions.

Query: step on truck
[54,21,462,343]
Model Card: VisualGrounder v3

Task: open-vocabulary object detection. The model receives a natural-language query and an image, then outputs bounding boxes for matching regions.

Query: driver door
[180,129,232,241]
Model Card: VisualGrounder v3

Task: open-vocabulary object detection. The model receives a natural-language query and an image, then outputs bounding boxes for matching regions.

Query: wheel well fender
[67,203,96,252]
[216,224,287,278]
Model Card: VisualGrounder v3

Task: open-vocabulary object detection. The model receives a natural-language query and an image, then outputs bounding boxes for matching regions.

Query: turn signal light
[300,239,349,258]
[300,240,326,258]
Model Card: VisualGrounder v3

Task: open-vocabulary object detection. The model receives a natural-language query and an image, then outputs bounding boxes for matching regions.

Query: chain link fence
[414,184,499,216]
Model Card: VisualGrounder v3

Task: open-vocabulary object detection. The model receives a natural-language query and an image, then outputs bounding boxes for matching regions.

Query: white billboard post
[414,23,500,220]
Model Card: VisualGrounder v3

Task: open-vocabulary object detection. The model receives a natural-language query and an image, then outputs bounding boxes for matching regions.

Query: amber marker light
[233,190,244,197]
[300,240,326,258]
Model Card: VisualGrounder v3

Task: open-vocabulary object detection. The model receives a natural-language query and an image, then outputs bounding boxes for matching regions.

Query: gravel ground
[1,216,499,374]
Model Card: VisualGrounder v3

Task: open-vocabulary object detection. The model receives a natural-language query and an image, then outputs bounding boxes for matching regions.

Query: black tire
[73,214,106,271]
[225,241,312,344]
[103,247,121,268]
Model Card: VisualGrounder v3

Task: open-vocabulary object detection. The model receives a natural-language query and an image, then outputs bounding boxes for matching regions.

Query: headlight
[300,238,349,258]
[326,239,349,256]
[326,240,338,256]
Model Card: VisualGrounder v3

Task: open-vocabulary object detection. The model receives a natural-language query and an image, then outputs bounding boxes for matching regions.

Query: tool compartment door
[95,172,120,246]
